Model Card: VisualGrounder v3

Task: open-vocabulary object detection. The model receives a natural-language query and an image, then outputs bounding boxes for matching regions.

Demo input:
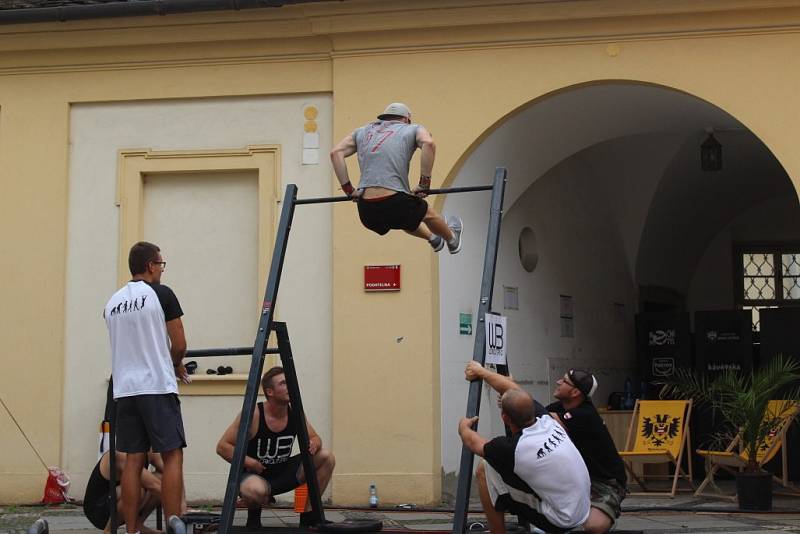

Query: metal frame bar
[108,395,118,534]
[452,168,507,534]
[294,185,492,205]
[218,184,301,534]
[184,174,503,533]
[274,322,326,523]
[185,347,280,357]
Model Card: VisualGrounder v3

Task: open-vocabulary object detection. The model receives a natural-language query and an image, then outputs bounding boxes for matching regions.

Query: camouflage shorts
[590,478,626,525]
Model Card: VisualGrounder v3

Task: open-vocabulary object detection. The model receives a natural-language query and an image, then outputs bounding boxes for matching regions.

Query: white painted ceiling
[454,82,797,293]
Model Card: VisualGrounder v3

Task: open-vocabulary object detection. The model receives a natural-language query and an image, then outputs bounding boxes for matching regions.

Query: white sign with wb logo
[485,314,507,365]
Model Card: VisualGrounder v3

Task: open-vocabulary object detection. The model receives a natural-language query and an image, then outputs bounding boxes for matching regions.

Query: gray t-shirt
[353,120,420,193]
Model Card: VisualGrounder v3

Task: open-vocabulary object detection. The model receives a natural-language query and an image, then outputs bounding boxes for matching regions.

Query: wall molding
[115,145,280,290]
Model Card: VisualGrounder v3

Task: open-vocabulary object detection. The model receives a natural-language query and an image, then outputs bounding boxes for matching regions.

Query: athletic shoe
[446,215,463,254]
[167,515,186,534]
[298,511,317,528]
[429,235,444,252]
[246,507,262,529]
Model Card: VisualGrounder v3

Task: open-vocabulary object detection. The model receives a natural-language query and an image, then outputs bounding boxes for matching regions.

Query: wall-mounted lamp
[701,130,722,171]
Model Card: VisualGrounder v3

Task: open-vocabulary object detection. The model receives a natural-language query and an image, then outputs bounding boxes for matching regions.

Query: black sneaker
[429,235,444,252]
[299,512,317,528]
[246,507,262,529]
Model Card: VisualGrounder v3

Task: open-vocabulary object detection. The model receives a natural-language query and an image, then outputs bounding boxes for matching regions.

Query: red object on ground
[41,467,68,504]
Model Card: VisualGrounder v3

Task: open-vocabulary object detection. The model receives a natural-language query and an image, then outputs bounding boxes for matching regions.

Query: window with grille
[735,245,800,331]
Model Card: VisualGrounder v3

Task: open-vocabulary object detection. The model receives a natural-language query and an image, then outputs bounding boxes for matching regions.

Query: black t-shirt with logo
[546,399,626,485]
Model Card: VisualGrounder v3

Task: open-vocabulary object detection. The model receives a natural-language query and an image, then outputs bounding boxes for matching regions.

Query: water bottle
[369,483,378,508]
[623,377,633,409]
[640,380,647,400]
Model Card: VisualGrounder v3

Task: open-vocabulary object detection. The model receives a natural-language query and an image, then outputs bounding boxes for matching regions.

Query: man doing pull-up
[330,102,463,253]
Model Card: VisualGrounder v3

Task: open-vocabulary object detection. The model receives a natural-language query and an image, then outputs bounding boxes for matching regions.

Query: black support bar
[274,322,326,524]
[294,184,493,205]
[185,347,280,358]
[452,167,507,534]
[218,184,299,534]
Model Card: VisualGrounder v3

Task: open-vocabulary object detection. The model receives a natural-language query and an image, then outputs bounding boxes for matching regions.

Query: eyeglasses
[561,375,577,388]
[151,261,167,269]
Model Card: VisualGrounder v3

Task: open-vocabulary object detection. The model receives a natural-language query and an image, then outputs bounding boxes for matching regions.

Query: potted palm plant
[659,355,800,510]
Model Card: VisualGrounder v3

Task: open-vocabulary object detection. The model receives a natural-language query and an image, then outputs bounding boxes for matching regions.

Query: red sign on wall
[364,265,401,292]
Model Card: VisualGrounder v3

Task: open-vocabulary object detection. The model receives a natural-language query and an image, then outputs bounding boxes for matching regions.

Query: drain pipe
[0,0,337,25]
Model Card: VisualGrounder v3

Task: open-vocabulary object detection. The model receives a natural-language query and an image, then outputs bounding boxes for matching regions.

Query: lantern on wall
[701,131,722,171]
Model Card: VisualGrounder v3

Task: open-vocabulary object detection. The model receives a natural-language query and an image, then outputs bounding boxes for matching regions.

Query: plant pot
[736,470,773,511]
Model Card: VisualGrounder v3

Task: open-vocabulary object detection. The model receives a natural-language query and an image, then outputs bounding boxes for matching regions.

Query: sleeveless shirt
[245,402,297,469]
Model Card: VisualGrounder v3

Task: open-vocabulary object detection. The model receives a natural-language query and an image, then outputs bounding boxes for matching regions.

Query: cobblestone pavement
[2,491,799,533]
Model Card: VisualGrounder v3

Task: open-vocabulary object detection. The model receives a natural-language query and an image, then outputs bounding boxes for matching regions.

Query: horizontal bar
[185,347,280,358]
[294,184,493,205]
[428,185,494,194]
[295,195,351,205]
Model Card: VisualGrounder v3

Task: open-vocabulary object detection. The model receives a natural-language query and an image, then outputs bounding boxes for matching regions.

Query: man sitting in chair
[216,366,335,529]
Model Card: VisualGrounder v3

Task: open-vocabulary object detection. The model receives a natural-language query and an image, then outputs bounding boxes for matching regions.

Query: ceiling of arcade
[449,82,797,294]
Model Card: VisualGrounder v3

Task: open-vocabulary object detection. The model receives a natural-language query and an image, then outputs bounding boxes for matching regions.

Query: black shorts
[116,393,186,453]
[357,193,428,235]
[241,455,303,497]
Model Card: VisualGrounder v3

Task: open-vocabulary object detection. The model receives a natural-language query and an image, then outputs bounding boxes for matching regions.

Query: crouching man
[459,362,591,534]
[216,366,335,529]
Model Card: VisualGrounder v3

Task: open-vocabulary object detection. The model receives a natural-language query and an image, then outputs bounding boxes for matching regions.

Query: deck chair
[618,399,693,497]
[694,400,800,499]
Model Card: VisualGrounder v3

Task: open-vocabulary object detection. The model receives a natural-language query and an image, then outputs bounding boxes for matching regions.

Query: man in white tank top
[330,102,464,253]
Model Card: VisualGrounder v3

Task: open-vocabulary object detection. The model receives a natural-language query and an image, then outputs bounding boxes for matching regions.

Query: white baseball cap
[378,102,411,120]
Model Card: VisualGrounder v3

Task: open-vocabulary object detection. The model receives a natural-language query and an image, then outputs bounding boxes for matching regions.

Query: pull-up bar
[294,184,493,205]
[185,346,280,358]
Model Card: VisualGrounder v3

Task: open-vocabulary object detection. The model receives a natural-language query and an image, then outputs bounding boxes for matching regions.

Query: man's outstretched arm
[464,361,520,396]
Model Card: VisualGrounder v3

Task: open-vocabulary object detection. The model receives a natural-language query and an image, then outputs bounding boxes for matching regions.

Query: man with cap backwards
[330,102,463,253]
[459,361,591,534]
[547,369,627,534]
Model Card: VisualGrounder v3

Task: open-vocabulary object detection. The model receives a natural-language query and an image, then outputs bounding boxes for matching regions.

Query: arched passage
[437,81,799,494]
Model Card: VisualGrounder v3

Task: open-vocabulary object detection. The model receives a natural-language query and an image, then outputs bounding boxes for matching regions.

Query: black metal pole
[108,399,118,534]
[185,347,280,358]
[274,322,326,524]
[452,168,507,534]
[294,184,493,205]
[218,184,299,534]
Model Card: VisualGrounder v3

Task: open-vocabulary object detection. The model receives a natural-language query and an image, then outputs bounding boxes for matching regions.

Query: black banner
[759,307,800,367]
[636,312,691,383]
[694,309,753,374]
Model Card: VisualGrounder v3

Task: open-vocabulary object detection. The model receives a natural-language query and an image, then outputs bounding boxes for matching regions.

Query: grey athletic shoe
[446,215,463,254]
[429,235,444,252]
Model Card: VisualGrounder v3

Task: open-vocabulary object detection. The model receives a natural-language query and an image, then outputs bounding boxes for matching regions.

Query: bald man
[459,362,591,534]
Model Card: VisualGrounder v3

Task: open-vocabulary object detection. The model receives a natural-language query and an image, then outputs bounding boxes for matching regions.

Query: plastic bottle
[640,380,647,400]
[369,483,378,508]
[623,377,633,409]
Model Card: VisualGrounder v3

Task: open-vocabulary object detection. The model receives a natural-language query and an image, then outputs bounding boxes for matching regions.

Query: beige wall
[63,97,333,502]
[3,0,800,504]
